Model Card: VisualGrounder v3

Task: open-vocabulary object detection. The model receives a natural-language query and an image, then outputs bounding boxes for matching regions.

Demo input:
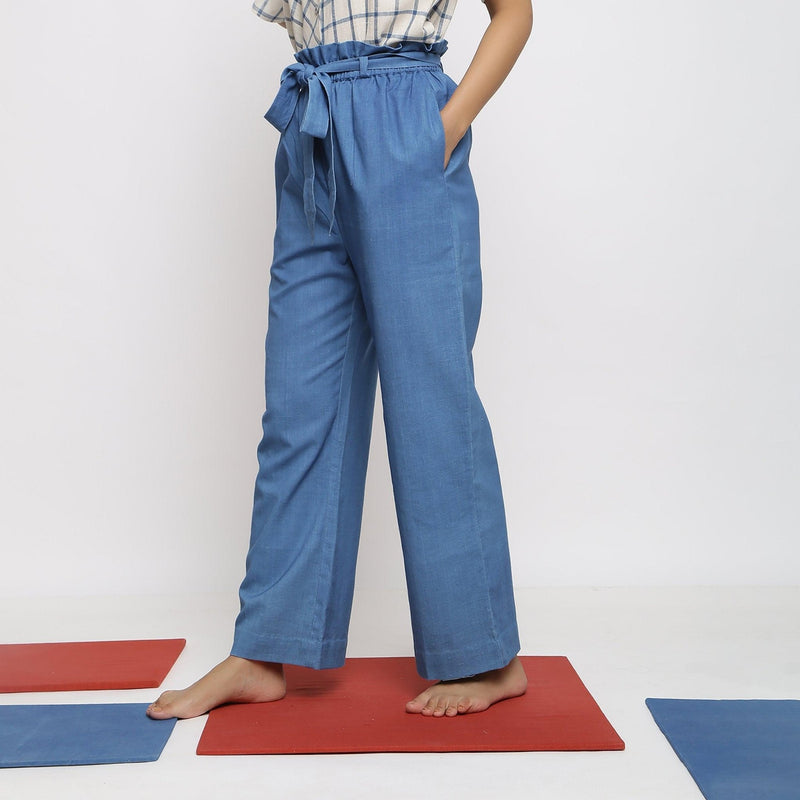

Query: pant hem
[230,632,347,670]
[414,622,521,681]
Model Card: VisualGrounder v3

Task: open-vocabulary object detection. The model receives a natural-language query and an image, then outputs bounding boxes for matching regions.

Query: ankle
[230,655,284,676]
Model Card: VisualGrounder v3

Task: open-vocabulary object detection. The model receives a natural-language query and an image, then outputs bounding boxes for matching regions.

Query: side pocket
[428,71,470,175]
[425,74,448,174]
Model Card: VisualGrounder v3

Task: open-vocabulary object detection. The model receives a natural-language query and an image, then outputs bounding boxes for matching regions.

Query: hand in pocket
[440,103,465,171]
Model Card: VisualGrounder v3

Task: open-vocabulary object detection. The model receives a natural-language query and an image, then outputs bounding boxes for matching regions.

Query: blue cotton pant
[230,38,521,681]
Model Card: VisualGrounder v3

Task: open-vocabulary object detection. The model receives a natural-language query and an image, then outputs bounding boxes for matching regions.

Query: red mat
[0,639,186,692]
[197,655,625,754]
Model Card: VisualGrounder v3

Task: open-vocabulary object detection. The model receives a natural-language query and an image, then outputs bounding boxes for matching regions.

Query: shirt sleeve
[252,0,287,29]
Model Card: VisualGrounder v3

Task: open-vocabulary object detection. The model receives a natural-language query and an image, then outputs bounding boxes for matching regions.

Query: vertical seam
[309,289,359,655]
[440,135,502,657]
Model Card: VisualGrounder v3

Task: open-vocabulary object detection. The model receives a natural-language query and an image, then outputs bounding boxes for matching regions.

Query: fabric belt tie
[263,50,443,241]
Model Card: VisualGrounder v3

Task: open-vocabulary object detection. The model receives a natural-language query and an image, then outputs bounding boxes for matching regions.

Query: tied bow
[264,61,347,241]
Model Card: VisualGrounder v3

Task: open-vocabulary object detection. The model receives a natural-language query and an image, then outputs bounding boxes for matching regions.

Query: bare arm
[441,0,534,164]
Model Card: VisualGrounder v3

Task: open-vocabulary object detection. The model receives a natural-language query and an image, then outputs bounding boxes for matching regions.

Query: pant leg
[230,122,378,669]
[330,65,521,681]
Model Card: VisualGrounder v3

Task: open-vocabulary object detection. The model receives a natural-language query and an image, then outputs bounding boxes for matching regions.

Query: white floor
[2,587,798,799]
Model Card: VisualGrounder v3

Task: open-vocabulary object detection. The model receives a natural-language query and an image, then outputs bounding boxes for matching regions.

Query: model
[148,0,534,721]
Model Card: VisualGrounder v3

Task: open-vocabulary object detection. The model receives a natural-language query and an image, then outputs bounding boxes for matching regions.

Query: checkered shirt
[251,0,486,53]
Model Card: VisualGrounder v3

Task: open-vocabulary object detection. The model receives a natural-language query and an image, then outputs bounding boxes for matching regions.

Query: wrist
[441,102,472,139]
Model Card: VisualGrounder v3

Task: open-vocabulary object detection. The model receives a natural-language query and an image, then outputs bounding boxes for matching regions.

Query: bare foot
[405,655,527,717]
[146,655,286,720]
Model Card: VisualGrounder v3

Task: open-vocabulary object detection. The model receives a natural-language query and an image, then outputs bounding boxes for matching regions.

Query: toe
[421,696,437,716]
[148,691,167,709]
[147,690,181,719]
[406,690,431,713]
[433,696,448,717]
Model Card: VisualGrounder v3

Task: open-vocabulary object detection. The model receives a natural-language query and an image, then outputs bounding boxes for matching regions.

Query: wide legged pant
[230,38,520,681]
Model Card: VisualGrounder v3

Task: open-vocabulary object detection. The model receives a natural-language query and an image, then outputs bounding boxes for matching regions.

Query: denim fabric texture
[230,38,521,681]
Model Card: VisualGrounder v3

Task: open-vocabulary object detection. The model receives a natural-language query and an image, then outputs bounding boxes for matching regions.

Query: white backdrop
[1,1,798,599]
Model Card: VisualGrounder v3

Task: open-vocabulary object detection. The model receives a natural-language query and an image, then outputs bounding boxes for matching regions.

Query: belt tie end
[265,63,339,241]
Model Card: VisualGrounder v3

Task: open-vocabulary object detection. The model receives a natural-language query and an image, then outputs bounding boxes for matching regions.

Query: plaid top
[252,0,484,53]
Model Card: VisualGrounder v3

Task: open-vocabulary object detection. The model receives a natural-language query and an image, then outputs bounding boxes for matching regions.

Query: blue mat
[0,703,177,768]
[646,698,800,800]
